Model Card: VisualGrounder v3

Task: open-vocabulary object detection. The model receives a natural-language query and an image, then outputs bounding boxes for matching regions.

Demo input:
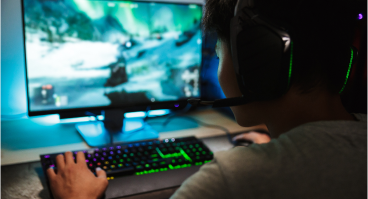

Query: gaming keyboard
[40,136,213,179]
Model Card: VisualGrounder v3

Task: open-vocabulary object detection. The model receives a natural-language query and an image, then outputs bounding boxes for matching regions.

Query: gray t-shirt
[172,114,367,199]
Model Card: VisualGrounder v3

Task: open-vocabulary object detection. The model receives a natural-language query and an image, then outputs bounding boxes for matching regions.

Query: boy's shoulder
[216,114,367,166]
[173,117,367,199]
[211,117,367,198]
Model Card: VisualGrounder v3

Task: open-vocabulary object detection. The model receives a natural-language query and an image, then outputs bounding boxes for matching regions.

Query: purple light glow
[50,165,55,168]
[358,13,363,20]
[44,155,50,158]
[174,104,179,107]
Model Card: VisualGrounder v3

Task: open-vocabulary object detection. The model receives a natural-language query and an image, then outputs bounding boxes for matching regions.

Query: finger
[232,131,268,143]
[246,132,271,144]
[232,134,247,141]
[64,151,74,165]
[76,151,87,167]
[46,167,56,179]
[232,133,255,141]
[55,154,65,170]
[96,167,107,179]
[252,133,271,144]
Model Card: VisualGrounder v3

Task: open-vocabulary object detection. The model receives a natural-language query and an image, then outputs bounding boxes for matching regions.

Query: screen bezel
[21,0,203,116]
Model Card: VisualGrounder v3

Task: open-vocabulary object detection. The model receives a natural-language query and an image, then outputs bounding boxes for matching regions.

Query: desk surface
[1,109,266,166]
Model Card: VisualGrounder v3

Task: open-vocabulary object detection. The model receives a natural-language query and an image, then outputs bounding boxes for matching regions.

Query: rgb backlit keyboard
[40,136,213,179]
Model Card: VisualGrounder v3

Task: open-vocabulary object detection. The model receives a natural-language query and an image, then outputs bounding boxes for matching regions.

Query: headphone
[230,0,293,104]
[188,0,357,108]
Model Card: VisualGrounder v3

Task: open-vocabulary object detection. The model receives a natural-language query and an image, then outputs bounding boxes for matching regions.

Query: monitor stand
[75,110,159,147]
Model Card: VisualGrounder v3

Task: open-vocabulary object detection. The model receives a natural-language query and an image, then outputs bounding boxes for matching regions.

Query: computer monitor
[21,0,203,146]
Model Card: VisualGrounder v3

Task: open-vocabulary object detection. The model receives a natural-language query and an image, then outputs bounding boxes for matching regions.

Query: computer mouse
[233,139,253,147]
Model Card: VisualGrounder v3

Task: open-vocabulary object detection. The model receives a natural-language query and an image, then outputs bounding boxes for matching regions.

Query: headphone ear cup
[236,26,289,100]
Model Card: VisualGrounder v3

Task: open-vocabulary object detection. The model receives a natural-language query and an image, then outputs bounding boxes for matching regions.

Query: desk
[1,109,267,199]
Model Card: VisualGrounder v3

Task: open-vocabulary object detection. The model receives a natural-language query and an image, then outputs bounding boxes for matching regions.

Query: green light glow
[169,163,191,170]
[156,148,182,158]
[155,147,192,162]
[69,0,202,36]
[135,160,213,176]
[135,168,167,175]
[135,164,193,175]
[156,148,165,158]
[287,41,294,87]
[136,161,212,175]
[180,149,192,162]
[72,0,105,19]
[339,48,354,94]
[134,147,210,176]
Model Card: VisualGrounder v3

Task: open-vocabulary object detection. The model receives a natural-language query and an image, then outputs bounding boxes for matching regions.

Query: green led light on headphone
[339,48,354,94]
[287,41,294,88]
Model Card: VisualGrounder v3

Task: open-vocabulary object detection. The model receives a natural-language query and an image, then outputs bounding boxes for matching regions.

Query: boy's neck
[264,86,355,138]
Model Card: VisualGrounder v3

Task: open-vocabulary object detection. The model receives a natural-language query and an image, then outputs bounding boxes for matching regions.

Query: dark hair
[202,0,361,94]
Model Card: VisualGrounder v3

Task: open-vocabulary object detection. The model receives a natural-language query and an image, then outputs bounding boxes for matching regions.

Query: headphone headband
[234,0,254,16]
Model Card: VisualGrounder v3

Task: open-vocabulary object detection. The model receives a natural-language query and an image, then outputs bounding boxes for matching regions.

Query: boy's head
[204,0,360,94]
[203,0,360,127]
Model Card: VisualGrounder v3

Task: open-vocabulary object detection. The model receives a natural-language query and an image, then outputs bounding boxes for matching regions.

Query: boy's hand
[47,151,108,199]
[233,131,271,144]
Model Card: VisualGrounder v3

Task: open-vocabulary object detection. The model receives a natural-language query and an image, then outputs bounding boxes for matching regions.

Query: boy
[47,0,367,198]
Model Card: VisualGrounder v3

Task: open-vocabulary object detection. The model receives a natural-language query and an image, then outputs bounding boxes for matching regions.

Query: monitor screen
[22,0,202,114]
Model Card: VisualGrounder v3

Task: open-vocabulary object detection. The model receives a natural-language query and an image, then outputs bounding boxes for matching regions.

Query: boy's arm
[171,160,231,199]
